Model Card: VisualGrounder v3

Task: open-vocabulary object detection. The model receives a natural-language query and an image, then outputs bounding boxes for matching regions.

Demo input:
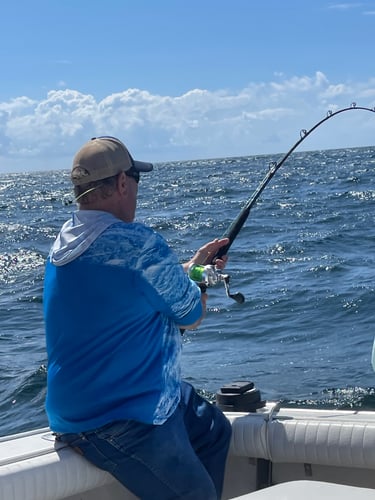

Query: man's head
[71,136,153,187]
[71,137,153,221]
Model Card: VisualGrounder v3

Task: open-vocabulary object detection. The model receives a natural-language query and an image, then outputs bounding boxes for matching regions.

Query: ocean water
[1,146,375,438]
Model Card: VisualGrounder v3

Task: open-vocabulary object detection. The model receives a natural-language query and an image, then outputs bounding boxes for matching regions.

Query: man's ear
[117,171,128,195]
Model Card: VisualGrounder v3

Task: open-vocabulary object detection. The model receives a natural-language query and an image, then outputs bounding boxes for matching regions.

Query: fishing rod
[189,103,375,303]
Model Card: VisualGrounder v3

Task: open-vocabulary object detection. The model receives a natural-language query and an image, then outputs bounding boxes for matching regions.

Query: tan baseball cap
[71,136,153,186]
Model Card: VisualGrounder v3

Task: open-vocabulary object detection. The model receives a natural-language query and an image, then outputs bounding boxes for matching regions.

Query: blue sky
[1,0,375,172]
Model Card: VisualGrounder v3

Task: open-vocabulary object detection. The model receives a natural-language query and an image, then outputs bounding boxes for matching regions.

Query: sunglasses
[125,167,140,184]
[94,135,141,184]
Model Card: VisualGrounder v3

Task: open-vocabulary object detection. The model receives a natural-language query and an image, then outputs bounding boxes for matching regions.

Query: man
[44,136,232,500]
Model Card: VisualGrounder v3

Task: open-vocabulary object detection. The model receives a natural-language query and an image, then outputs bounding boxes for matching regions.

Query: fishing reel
[188,264,245,304]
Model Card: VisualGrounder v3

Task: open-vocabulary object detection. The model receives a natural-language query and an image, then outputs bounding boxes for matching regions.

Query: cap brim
[133,160,153,172]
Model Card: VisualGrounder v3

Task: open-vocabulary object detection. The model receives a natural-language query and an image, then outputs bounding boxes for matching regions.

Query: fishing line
[213,103,375,261]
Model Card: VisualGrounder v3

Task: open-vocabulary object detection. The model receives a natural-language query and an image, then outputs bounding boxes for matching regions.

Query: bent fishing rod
[189,103,375,303]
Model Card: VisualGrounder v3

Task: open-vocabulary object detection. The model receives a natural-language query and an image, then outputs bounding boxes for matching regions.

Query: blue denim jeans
[57,382,232,499]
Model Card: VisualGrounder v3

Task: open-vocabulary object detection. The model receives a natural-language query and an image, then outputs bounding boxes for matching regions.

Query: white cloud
[326,3,375,15]
[0,72,374,173]
[327,3,363,10]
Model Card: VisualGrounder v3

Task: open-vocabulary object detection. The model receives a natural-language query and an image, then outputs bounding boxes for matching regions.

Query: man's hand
[183,238,230,272]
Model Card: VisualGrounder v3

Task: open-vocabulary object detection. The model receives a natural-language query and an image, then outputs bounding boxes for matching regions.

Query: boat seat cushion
[268,418,375,468]
[231,480,375,499]
[228,410,375,469]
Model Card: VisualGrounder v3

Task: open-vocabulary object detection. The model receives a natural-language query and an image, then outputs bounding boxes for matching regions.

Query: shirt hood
[50,210,120,266]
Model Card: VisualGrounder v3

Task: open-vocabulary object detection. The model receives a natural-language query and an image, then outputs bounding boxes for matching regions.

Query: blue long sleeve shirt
[44,211,202,433]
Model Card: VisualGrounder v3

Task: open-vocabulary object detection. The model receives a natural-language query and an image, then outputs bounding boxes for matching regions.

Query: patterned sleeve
[134,226,202,325]
[118,223,202,326]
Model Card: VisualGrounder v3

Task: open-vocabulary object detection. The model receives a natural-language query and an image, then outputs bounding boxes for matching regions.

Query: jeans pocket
[93,421,125,439]
[96,420,155,456]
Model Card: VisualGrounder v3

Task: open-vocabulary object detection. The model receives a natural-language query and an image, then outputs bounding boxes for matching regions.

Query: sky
[0,0,375,173]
